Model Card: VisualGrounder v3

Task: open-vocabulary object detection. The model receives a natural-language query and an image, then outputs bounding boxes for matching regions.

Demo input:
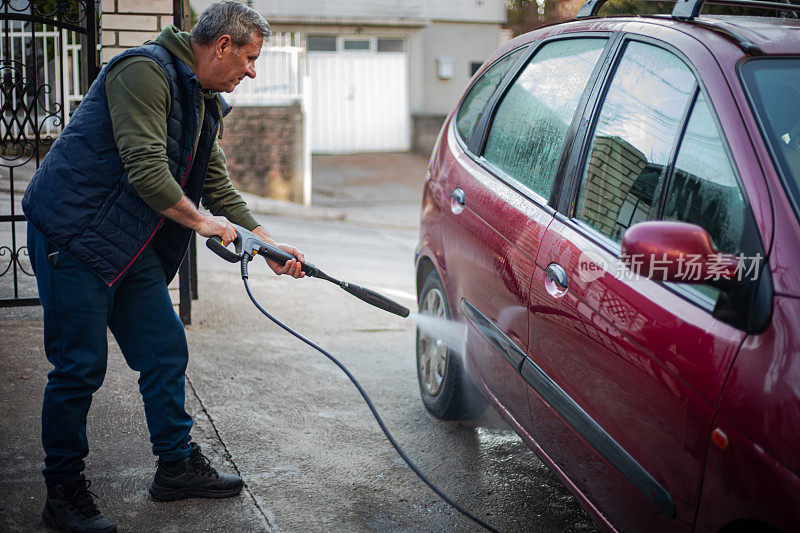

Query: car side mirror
[619,221,739,290]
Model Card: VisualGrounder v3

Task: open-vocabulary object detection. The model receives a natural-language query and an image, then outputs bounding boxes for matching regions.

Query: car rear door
[526,34,757,531]
[439,36,611,437]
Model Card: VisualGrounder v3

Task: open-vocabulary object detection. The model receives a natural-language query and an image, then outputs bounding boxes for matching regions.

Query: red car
[414,0,800,531]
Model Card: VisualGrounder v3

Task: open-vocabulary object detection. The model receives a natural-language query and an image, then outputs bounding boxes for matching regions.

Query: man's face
[212,31,263,93]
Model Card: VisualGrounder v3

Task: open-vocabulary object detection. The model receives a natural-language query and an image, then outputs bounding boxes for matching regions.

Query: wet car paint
[530,217,744,531]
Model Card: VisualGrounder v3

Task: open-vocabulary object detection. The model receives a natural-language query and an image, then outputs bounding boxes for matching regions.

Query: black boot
[42,475,116,533]
[149,442,244,501]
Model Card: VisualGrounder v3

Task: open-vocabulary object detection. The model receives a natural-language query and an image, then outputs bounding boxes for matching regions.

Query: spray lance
[206,225,502,533]
[207,224,410,318]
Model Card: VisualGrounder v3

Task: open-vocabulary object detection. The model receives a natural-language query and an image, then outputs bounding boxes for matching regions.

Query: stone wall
[217,104,305,203]
[412,114,447,155]
[100,0,175,64]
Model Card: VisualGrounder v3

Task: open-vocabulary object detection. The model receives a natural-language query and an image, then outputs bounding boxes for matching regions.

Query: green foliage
[597,0,782,17]
[597,0,670,15]
[506,0,563,36]
[33,0,81,21]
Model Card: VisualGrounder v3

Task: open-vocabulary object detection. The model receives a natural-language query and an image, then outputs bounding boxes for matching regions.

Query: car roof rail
[684,18,765,54]
[577,0,800,19]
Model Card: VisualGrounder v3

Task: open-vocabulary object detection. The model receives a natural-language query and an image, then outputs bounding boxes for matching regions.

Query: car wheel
[416,269,486,420]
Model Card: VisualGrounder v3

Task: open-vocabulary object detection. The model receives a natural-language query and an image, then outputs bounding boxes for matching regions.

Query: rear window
[483,38,606,198]
[740,58,800,220]
[455,49,524,143]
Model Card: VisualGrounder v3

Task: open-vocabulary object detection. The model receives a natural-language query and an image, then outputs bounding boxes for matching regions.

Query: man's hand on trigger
[197,215,237,245]
[160,196,237,245]
[252,226,306,279]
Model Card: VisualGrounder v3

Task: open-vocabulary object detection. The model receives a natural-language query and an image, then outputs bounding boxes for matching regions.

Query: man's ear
[215,34,232,59]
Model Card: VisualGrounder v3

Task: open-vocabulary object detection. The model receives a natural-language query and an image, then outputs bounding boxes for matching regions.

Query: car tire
[416,269,486,420]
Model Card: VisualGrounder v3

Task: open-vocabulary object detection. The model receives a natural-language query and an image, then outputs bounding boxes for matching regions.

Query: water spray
[207,225,500,533]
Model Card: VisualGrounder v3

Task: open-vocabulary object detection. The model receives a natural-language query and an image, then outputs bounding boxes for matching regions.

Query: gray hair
[191,1,271,47]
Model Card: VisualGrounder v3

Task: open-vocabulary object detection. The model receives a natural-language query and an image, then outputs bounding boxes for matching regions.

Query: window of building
[377,38,404,52]
[307,35,337,52]
[344,39,370,51]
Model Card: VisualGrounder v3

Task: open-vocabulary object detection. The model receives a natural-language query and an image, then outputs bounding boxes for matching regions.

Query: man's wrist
[252,225,278,246]
[160,195,207,232]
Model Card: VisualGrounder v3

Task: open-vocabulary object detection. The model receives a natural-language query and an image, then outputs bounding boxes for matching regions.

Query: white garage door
[309,53,410,153]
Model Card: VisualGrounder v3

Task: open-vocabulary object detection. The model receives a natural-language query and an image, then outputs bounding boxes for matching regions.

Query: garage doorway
[308,36,410,153]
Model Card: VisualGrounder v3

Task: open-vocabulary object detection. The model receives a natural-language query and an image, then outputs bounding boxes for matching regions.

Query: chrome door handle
[451,188,465,206]
[545,263,568,290]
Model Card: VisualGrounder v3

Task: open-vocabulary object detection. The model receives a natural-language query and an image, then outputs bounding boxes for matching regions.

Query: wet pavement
[0,153,596,532]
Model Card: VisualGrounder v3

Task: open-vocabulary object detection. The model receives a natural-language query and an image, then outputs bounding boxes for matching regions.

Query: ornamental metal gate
[0,0,98,307]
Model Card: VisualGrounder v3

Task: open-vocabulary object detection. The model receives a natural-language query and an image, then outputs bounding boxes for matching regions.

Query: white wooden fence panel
[224,46,304,106]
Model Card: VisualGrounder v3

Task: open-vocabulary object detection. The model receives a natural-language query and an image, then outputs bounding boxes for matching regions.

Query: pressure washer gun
[207,224,410,318]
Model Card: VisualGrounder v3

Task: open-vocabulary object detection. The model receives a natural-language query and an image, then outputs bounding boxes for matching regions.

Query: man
[22,3,299,532]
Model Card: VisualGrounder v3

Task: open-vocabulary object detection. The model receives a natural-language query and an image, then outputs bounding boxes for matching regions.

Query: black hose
[240,256,501,533]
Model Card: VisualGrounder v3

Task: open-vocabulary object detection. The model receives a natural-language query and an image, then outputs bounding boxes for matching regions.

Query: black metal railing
[1,0,98,307]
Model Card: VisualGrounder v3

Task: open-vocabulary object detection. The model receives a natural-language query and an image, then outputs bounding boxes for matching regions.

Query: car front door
[526,37,756,531]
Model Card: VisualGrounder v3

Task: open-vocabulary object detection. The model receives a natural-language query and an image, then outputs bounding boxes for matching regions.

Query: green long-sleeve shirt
[105,26,258,231]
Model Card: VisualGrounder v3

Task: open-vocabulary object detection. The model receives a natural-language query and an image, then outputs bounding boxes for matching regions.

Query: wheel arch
[415,253,437,302]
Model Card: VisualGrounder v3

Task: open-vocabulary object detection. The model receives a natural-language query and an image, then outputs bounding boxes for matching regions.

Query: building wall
[193,1,506,154]
[193,0,425,22]
[194,0,506,23]
[427,0,506,23]
[100,0,174,64]
[411,20,504,154]
[415,21,502,115]
[217,105,305,203]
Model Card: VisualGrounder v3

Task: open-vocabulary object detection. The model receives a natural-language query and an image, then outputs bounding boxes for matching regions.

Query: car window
[455,49,524,143]
[483,38,607,198]
[740,58,800,223]
[575,41,696,242]
[663,93,745,254]
[663,93,747,302]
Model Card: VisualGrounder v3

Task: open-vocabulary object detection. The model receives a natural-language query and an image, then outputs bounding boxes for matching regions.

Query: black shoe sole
[42,507,117,533]
[148,481,244,502]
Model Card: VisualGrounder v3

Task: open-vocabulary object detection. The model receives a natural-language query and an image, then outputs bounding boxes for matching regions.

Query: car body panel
[436,124,552,435]
[694,412,800,532]
[718,295,800,477]
[519,22,765,529]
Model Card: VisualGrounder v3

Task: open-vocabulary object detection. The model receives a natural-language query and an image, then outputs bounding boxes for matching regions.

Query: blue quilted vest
[22,43,231,286]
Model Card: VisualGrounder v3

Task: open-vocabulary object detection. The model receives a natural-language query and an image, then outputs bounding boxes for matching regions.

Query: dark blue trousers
[28,224,194,486]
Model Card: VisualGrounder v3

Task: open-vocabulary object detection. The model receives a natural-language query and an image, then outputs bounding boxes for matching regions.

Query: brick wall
[100,0,174,64]
[218,105,305,203]
[581,135,647,237]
